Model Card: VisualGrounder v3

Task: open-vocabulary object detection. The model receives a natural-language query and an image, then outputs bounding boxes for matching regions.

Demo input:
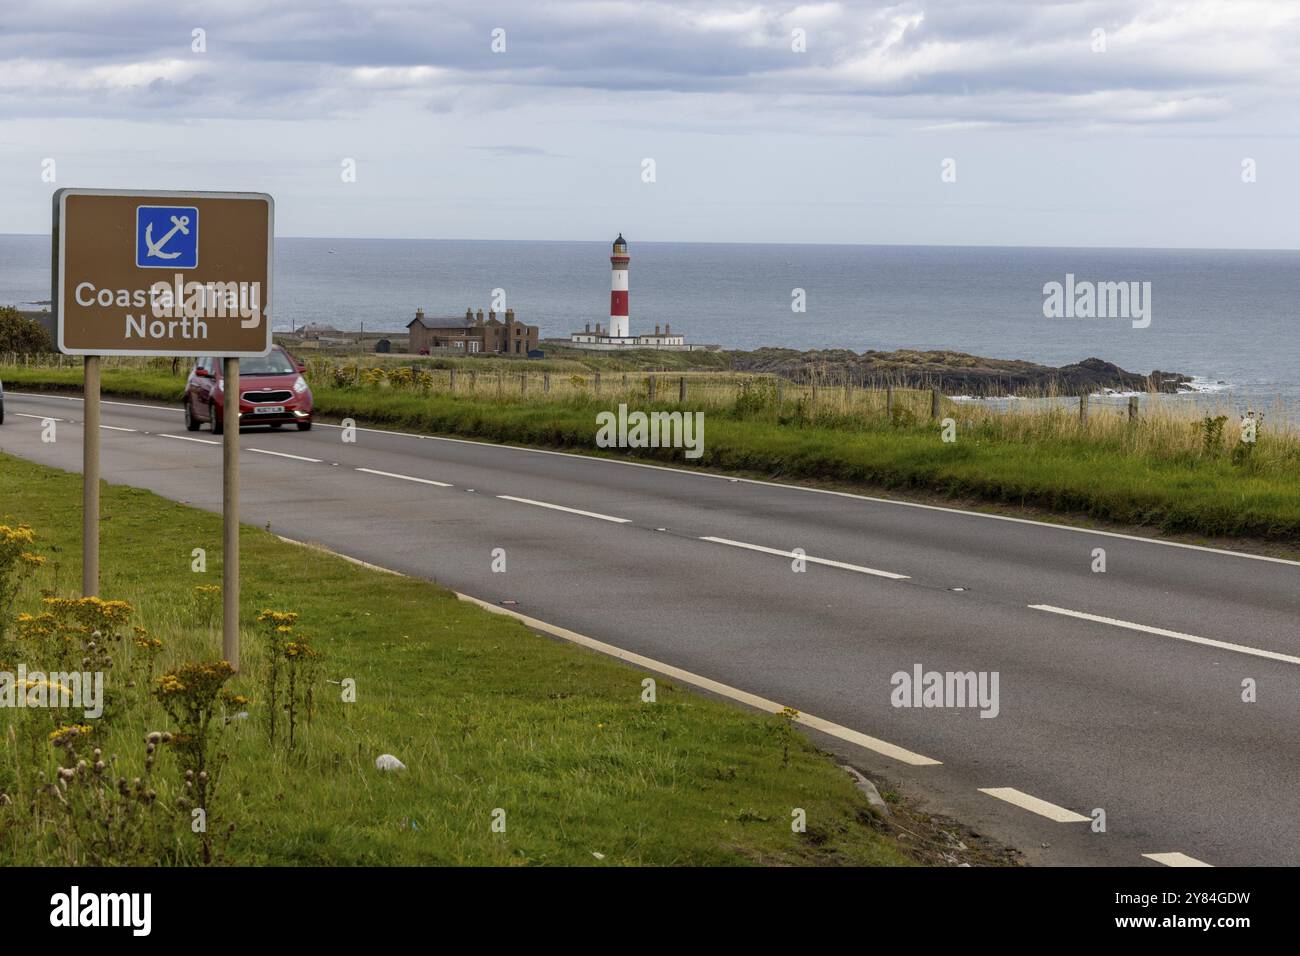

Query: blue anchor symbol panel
[136,205,199,268]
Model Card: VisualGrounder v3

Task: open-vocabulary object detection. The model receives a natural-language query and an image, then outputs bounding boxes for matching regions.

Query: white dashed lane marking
[496,495,630,524]
[356,467,452,487]
[156,433,219,446]
[1030,604,1300,666]
[699,536,910,580]
[248,448,323,463]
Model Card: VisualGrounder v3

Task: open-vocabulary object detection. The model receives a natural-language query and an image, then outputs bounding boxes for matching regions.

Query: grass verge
[4,363,1298,543]
[0,451,912,866]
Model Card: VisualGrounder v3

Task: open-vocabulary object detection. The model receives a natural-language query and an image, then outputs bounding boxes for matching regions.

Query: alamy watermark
[1042,274,1151,328]
[596,403,704,459]
[49,886,150,936]
[73,274,263,341]
[891,663,999,718]
[0,666,104,719]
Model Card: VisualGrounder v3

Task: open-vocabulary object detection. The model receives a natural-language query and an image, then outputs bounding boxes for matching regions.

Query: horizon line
[2,233,1299,254]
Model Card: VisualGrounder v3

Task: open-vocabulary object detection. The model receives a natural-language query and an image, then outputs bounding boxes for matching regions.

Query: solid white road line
[100,424,136,432]
[460,594,940,765]
[12,412,63,421]
[12,391,1300,568]
[356,467,452,487]
[1030,604,1300,666]
[269,532,942,767]
[497,495,631,524]
[156,433,219,446]
[700,536,910,580]
[1143,852,1213,867]
[248,448,323,463]
[977,787,1090,823]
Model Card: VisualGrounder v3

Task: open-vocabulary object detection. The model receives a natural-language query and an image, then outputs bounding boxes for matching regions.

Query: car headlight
[293,375,309,394]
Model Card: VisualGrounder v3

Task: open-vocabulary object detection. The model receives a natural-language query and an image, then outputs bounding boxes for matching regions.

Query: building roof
[407,315,474,330]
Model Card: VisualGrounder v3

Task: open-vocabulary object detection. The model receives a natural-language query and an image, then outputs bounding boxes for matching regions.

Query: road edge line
[270,533,942,768]
[977,787,1090,823]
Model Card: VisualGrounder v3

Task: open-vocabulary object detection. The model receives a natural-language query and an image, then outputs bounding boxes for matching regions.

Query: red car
[184,346,313,433]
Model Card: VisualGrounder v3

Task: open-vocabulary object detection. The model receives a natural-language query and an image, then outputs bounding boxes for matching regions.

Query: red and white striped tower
[609,233,629,338]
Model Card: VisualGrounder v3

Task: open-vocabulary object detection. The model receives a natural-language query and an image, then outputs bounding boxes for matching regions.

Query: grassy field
[4,359,1299,545]
[0,452,918,866]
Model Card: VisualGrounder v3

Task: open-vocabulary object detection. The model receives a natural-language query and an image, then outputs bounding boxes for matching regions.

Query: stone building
[406,307,539,355]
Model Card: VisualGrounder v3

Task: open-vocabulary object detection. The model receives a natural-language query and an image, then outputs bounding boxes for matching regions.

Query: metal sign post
[82,355,100,596]
[53,188,273,670]
[222,357,240,670]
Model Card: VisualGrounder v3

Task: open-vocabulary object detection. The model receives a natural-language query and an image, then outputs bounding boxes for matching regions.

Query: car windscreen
[240,352,297,376]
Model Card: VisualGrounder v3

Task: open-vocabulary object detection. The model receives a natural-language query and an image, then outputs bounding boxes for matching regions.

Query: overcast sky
[1,0,1298,247]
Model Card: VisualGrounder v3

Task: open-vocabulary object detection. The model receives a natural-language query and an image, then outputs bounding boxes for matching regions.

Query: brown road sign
[53,188,274,356]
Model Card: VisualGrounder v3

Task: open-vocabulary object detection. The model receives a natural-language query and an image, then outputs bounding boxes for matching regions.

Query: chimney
[416,308,425,322]
[505,308,515,321]
[466,308,473,321]
[665,323,671,335]
[655,323,660,335]
[476,309,485,324]
[488,310,496,322]
[584,322,591,334]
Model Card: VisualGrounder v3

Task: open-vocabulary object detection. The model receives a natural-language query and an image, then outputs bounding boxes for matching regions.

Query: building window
[468,341,480,353]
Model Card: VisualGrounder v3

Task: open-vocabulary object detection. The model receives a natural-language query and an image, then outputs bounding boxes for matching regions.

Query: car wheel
[210,403,223,435]
[184,399,200,431]
[296,421,312,431]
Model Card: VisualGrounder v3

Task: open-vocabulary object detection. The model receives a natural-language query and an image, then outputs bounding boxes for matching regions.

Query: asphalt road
[3,389,1298,867]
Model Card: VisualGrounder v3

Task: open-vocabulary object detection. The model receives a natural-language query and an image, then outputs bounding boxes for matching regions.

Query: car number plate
[253,406,285,414]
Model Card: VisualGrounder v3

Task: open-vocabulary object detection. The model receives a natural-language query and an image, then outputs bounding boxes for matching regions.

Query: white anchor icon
[144,214,191,259]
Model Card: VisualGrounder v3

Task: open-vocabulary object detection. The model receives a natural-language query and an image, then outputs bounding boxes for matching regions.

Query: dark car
[183,346,313,433]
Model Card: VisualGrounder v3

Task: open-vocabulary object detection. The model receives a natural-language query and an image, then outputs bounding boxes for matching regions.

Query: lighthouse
[566,234,705,351]
[609,233,629,338]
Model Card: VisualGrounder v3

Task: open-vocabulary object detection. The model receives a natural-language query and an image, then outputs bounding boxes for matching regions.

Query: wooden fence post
[648,375,656,401]
[1079,393,1089,424]
[679,376,686,403]
[886,385,895,422]
[931,386,941,420]
[594,372,601,396]
[1128,396,1139,422]
[543,372,550,393]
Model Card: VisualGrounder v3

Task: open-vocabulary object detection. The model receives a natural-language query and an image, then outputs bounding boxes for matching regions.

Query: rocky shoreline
[5,305,1194,396]
[727,348,1194,396]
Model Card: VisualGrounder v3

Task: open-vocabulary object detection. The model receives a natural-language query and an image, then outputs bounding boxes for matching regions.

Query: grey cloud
[0,0,1296,127]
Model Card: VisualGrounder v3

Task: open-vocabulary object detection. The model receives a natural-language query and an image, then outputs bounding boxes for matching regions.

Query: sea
[2,235,1296,416]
